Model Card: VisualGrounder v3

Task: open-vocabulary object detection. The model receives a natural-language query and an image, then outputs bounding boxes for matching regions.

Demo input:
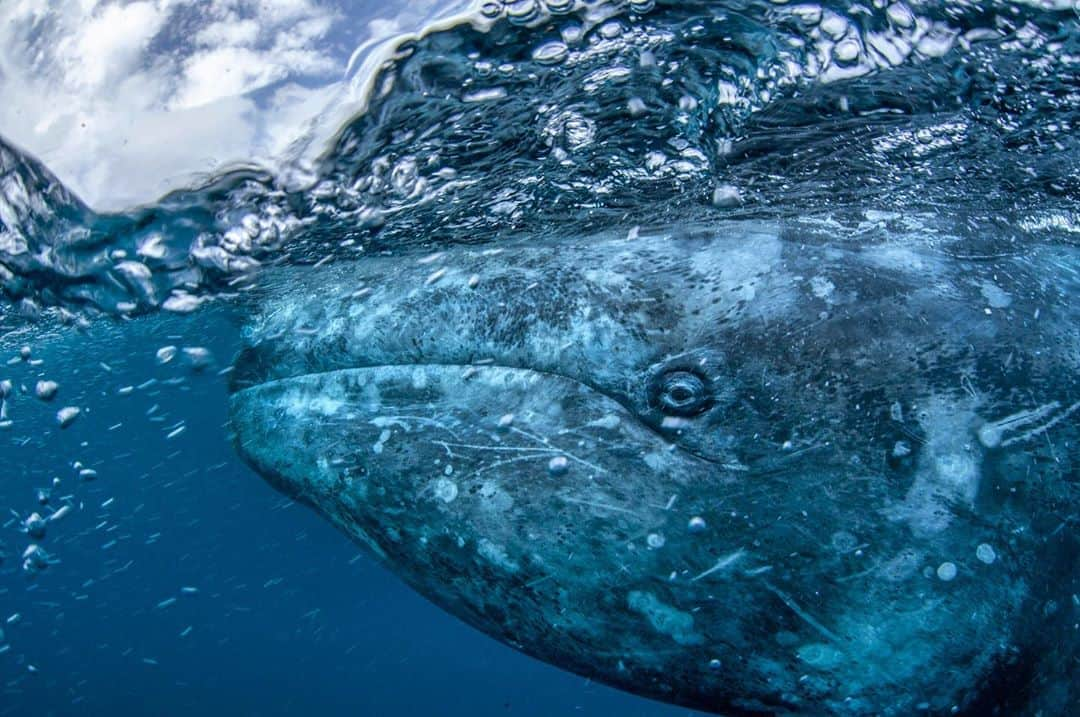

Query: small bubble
[56,406,81,429]
[506,0,538,25]
[543,111,596,151]
[34,380,58,401]
[156,345,178,364]
[182,347,213,371]
[22,545,49,573]
[976,543,996,564]
[532,40,568,65]
[708,658,722,670]
[598,20,624,39]
[833,39,861,64]
[547,455,569,476]
[688,516,707,533]
[544,0,574,15]
[646,533,666,549]
[433,478,459,503]
[936,562,957,581]
[887,3,915,29]
[820,15,849,40]
[712,184,743,207]
[24,513,46,540]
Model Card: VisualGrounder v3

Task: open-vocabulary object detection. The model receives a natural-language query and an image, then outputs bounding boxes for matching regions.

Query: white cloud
[0,0,482,211]
[197,18,260,47]
[59,0,171,90]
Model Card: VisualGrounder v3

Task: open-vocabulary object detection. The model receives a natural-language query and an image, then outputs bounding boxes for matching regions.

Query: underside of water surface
[0,0,1076,324]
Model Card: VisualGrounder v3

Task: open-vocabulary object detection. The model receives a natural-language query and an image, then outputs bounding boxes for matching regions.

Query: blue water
[0,310,699,716]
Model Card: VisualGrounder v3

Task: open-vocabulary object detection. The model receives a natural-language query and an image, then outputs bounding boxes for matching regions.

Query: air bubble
[544,0,574,15]
[24,513,46,540]
[712,185,743,207]
[819,14,849,40]
[886,3,915,29]
[532,40,569,65]
[433,478,459,503]
[543,111,596,151]
[34,380,58,401]
[598,21,624,40]
[506,0,539,25]
[56,406,81,429]
[156,345,178,364]
[547,455,569,476]
[833,39,861,64]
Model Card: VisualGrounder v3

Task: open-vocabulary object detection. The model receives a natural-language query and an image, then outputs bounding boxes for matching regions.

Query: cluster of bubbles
[0,0,1076,324]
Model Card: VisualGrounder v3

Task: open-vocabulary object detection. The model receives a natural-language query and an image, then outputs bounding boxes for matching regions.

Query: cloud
[59,1,172,91]
[0,0,481,211]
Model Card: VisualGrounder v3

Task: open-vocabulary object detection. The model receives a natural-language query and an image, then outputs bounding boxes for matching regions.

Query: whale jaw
[230,362,1027,716]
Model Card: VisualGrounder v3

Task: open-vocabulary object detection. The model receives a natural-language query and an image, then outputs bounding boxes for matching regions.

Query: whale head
[229,223,1079,715]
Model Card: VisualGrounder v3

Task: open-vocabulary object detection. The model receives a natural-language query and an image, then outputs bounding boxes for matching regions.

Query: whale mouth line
[231,361,731,467]
[232,360,589,394]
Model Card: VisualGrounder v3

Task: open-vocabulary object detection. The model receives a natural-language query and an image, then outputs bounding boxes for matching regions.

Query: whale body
[229,223,1079,716]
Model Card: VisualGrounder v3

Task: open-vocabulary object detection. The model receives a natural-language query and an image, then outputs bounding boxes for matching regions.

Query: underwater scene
[0,1,1077,715]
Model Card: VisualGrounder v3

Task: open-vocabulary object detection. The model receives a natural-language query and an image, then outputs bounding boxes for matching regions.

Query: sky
[0,0,477,211]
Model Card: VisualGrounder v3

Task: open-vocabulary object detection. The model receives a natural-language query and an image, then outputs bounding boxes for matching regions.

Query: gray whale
[229,223,1079,716]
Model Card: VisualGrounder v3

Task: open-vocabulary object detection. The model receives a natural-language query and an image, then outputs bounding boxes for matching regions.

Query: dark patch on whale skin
[230,224,1078,716]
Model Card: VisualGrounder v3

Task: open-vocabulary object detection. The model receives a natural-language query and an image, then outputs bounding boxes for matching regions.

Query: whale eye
[653,370,710,416]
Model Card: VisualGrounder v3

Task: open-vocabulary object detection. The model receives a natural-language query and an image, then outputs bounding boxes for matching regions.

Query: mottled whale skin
[229,224,1079,716]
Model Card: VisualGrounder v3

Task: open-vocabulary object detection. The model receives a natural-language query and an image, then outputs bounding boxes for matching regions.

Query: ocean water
[0,0,1078,715]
